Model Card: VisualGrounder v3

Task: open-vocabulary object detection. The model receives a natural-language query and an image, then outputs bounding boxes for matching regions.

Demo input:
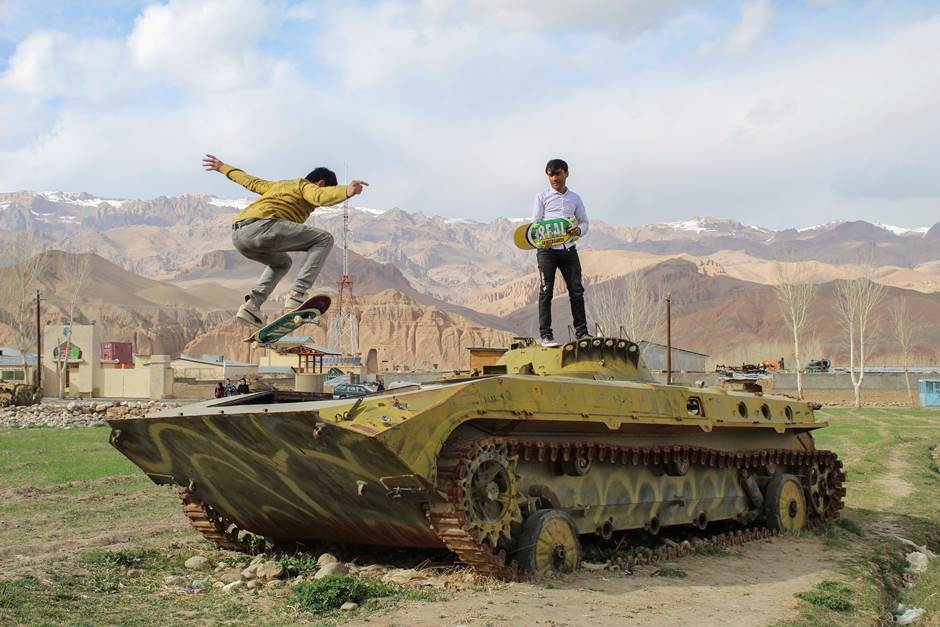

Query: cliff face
[182,289,516,371]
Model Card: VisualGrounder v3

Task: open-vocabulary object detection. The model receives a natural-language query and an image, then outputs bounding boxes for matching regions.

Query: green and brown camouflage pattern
[107,337,840,562]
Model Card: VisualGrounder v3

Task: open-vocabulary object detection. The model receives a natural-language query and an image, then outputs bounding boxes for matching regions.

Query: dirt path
[875,445,914,505]
[360,536,838,627]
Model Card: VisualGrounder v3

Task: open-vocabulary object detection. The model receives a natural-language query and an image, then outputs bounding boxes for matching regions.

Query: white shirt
[531,187,589,250]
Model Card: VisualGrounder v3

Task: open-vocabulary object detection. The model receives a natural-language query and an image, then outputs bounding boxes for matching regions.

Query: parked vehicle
[332,383,371,399]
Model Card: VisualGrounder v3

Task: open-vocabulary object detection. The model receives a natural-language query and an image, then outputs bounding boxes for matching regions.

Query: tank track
[179,488,255,553]
[427,436,846,579]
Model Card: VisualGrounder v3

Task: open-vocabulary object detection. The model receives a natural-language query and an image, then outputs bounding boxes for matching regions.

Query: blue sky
[1,0,939,229]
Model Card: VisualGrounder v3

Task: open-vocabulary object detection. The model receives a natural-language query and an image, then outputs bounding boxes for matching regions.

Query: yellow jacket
[220,163,348,224]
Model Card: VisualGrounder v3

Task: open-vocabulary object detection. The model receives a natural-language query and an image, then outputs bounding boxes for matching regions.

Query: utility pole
[665,293,672,385]
[35,290,41,389]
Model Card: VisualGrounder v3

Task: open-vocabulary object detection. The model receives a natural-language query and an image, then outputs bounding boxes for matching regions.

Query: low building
[638,341,708,373]
[919,379,940,408]
[257,336,348,373]
[0,348,37,384]
[41,324,172,398]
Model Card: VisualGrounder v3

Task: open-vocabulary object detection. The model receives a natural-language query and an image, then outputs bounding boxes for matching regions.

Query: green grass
[0,426,448,625]
[795,581,854,612]
[290,574,443,615]
[693,544,731,557]
[778,408,940,626]
[0,426,138,488]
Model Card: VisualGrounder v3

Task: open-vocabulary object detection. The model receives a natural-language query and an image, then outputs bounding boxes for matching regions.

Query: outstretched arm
[202,154,274,195]
[301,179,369,207]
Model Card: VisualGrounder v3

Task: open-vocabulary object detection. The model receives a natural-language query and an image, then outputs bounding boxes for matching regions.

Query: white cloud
[0,30,126,99]
[726,0,773,54]
[1,1,939,232]
[463,0,703,37]
[127,0,279,90]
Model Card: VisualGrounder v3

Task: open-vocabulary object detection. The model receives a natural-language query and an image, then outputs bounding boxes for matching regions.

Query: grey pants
[232,219,334,307]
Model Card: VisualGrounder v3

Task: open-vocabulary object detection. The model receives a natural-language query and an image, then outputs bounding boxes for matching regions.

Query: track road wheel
[764,474,807,533]
[517,510,581,577]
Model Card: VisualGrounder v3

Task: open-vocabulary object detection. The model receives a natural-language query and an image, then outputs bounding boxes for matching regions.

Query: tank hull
[109,409,440,547]
[107,338,845,576]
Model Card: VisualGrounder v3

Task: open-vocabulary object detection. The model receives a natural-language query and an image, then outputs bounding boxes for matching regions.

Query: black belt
[232,218,260,230]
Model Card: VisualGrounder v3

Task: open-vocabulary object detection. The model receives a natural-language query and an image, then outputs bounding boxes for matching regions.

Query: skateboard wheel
[251,341,258,349]
[293,315,302,325]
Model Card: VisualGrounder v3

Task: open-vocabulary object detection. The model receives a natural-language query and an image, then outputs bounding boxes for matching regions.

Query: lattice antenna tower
[330,162,358,355]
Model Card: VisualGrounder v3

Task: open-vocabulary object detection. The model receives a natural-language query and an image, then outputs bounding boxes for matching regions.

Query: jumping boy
[532,158,590,347]
[202,154,367,327]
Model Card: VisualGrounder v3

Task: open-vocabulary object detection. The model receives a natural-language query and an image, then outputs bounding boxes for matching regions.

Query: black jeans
[537,246,588,339]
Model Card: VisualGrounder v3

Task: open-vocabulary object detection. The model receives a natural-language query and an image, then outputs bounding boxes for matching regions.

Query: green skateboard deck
[243,294,332,348]
[513,216,579,250]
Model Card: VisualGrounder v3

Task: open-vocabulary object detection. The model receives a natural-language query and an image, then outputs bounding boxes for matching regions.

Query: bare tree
[587,271,663,342]
[889,296,916,408]
[0,230,48,351]
[833,272,887,408]
[773,258,817,399]
[58,253,91,398]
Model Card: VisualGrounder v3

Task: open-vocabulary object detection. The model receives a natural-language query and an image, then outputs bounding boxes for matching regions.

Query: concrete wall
[98,367,151,398]
[639,342,707,373]
[773,371,928,391]
[170,360,257,381]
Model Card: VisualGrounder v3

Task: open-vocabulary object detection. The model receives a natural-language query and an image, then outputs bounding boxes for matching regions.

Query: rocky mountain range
[1,190,938,368]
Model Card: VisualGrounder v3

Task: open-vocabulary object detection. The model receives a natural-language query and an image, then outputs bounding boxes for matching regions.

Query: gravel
[0,400,178,429]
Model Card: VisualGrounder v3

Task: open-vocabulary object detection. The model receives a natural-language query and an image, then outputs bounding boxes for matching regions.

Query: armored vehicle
[107,338,845,578]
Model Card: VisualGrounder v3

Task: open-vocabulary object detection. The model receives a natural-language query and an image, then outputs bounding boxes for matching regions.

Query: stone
[191,577,211,589]
[255,561,285,581]
[240,564,257,580]
[213,581,225,589]
[266,579,284,588]
[581,562,607,571]
[164,575,182,585]
[906,552,929,574]
[222,580,243,593]
[219,569,242,583]
[313,562,348,579]
[245,580,258,590]
[126,568,143,578]
[94,402,113,412]
[316,553,338,567]
[250,554,266,567]
[340,602,359,612]
[185,556,209,570]
[382,568,418,585]
[419,577,446,588]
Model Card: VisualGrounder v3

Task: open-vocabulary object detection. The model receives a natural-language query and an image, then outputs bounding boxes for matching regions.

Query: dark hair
[545,159,568,174]
[305,167,338,186]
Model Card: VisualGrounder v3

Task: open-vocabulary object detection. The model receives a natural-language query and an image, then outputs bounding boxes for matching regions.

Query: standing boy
[531,159,590,347]
[202,154,367,327]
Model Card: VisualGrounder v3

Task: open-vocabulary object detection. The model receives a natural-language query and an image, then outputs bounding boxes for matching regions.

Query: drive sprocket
[457,441,524,547]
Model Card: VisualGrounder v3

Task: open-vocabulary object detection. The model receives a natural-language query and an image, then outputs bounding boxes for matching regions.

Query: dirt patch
[359,536,838,627]
[875,447,914,504]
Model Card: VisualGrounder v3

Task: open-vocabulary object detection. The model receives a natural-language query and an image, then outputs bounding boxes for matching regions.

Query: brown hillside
[504,259,940,365]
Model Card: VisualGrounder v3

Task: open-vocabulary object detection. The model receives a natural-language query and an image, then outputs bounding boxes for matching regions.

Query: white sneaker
[283,292,306,314]
[236,300,264,328]
[541,337,560,348]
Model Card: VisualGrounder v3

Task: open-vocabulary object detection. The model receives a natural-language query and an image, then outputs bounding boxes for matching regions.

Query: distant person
[214,382,226,399]
[236,378,250,395]
[375,379,385,392]
[224,378,237,396]
[202,154,368,327]
[532,158,590,347]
